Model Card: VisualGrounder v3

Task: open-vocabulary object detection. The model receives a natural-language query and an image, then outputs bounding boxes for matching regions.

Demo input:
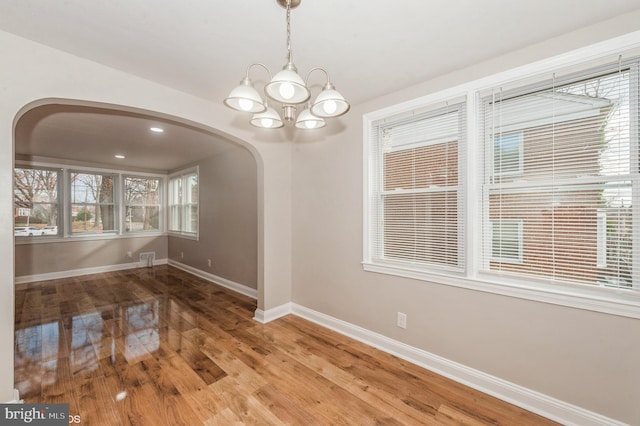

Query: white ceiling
[3,0,640,171]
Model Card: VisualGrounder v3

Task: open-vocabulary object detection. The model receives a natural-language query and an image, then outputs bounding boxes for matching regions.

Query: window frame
[122,175,163,234]
[13,166,62,238]
[363,33,640,319]
[167,166,199,239]
[14,160,166,242]
[367,100,467,274]
[69,170,119,235]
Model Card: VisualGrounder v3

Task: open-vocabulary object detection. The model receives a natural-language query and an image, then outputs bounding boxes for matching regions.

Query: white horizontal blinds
[371,99,466,271]
[481,59,639,289]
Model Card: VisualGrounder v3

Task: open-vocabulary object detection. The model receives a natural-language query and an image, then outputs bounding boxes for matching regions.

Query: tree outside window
[124,177,161,233]
[70,172,116,234]
[14,167,60,235]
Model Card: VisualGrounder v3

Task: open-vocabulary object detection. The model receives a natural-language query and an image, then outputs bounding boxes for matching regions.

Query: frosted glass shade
[224,81,266,113]
[310,87,350,118]
[250,107,284,128]
[295,107,326,129]
[265,67,310,104]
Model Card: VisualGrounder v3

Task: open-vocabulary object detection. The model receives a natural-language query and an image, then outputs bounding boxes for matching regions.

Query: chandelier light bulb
[279,82,295,100]
[322,100,337,115]
[251,104,284,128]
[238,98,255,111]
[295,105,325,129]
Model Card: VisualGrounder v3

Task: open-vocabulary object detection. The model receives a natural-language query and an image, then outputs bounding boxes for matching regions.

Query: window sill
[15,232,167,245]
[362,261,640,319]
[167,231,199,241]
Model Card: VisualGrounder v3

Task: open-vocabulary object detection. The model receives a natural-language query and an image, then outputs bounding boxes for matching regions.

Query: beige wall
[290,12,640,426]
[15,236,167,278]
[168,146,258,289]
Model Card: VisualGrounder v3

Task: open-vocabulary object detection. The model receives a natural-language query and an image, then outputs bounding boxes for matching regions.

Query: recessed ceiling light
[150,127,164,133]
[115,154,125,159]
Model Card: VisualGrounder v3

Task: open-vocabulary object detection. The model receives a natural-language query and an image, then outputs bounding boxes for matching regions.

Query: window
[491,219,523,263]
[481,63,635,289]
[13,167,61,237]
[124,176,161,233]
[168,168,198,237]
[70,171,117,234]
[14,164,166,239]
[367,100,466,272]
[494,132,523,176]
[364,40,640,317]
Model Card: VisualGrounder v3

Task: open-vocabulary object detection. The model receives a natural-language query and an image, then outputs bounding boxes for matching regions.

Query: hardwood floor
[14,265,557,425]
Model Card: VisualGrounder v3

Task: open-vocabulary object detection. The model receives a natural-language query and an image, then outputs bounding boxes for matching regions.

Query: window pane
[482,66,634,289]
[185,173,198,204]
[124,177,160,205]
[383,190,459,267]
[14,167,60,235]
[384,141,458,191]
[124,177,161,233]
[494,133,523,176]
[125,206,160,232]
[168,170,198,236]
[372,102,465,271]
[491,220,522,261]
[70,172,116,234]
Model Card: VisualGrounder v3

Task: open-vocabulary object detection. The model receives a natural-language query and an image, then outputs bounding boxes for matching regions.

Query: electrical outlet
[397,312,407,329]
[207,259,212,268]
[180,251,184,259]
[126,251,132,259]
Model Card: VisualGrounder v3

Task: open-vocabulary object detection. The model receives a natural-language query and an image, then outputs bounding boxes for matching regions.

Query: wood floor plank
[14,265,559,425]
[248,321,440,425]
[253,383,324,425]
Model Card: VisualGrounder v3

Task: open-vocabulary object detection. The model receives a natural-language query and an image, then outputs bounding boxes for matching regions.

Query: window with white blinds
[364,42,640,314]
[168,167,199,238]
[480,60,639,290]
[368,100,466,272]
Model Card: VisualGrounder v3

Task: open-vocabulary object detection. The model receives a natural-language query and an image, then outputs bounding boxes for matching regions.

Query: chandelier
[224,0,349,129]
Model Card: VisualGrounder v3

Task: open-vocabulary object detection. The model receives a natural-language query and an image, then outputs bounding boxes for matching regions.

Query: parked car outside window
[14,226,44,236]
[41,226,58,235]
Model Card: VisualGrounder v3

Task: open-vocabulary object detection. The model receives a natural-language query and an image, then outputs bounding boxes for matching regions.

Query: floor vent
[139,252,156,267]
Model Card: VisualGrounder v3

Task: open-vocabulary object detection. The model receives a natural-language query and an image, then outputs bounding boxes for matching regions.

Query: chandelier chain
[286,0,292,63]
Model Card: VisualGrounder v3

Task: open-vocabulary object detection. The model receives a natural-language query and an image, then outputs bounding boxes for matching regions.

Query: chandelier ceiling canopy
[224,0,349,129]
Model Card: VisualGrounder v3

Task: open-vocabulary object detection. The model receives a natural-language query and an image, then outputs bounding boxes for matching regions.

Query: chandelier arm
[304,67,330,86]
[245,63,272,80]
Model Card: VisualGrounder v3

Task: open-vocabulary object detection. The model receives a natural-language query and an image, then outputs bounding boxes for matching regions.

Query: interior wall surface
[291,11,640,425]
[168,146,258,290]
[0,29,294,402]
[15,236,168,278]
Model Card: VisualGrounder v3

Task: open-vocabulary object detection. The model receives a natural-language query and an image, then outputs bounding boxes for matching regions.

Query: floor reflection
[14,321,59,396]
[14,268,189,400]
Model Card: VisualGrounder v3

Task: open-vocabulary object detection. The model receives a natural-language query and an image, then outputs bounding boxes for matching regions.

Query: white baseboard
[168,260,257,300]
[4,389,22,403]
[14,259,168,284]
[290,303,627,426]
[253,302,292,323]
